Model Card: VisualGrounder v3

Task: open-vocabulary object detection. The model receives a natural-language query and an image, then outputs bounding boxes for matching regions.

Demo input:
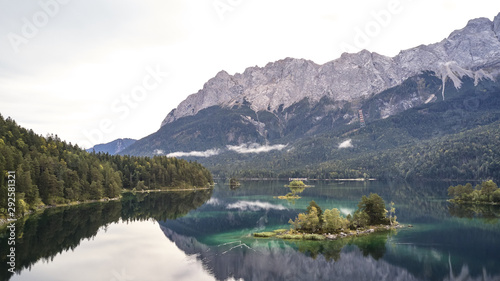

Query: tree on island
[481,180,498,198]
[288,194,395,234]
[350,210,370,229]
[277,180,307,200]
[323,208,349,233]
[388,201,396,226]
[229,177,240,186]
[289,206,322,233]
[357,193,389,225]
[289,180,306,187]
[307,200,324,225]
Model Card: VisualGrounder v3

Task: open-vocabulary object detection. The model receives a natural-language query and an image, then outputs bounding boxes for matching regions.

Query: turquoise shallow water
[1,180,500,281]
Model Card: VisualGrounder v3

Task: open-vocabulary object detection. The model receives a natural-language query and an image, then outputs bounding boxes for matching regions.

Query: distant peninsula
[0,115,213,222]
[448,180,500,205]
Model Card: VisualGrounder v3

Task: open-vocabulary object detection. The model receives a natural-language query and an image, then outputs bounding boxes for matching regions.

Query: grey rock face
[161,13,500,127]
[494,13,500,39]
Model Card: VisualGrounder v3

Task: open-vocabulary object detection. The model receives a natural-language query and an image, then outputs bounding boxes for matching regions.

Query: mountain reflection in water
[1,181,500,281]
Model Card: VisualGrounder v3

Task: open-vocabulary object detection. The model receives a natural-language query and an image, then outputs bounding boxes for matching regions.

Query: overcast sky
[1,0,500,148]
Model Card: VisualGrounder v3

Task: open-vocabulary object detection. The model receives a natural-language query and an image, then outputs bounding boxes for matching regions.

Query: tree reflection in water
[0,190,213,281]
[2,181,500,281]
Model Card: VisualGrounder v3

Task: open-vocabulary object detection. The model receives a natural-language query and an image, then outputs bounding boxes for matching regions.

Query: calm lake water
[1,180,500,281]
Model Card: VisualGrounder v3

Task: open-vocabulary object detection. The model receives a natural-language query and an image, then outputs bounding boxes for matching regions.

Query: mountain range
[87,138,136,155]
[119,13,500,180]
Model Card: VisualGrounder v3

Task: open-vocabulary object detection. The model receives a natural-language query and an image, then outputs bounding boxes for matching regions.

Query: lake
[1,180,500,281]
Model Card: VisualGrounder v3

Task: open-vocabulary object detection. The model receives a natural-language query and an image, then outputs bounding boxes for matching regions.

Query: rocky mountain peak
[449,17,493,37]
[494,13,500,38]
[161,13,500,127]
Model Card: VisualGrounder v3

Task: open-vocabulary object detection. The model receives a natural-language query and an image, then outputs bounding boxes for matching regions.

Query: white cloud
[227,201,287,211]
[227,143,287,154]
[338,139,353,149]
[154,149,164,155]
[205,198,221,206]
[163,143,287,158]
[166,148,220,158]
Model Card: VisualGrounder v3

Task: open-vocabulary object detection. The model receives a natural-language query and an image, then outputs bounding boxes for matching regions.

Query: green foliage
[304,206,321,233]
[289,186,305,194]
[448,180,499,204]
[276,233,303,239]
[229,177,240,186]
[290,195,392,235]
[493,189,500,203]
[253,232,277,238]
[135,181,146,191]
[303,234,325,241]
[448,202,500,221]
[480,180,498,196]
[350,210,370,229]
[322,208,348,233]
[388,201,397,225]
[278,182,305,200]
[289,206,321,233]
[357,193,388,225]
[0,115,213,217]
[289,180,305,187]
[307,200,323,224]
[448,183,474,200]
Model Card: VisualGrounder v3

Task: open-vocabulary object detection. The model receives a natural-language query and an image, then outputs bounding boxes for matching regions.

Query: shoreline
[0,197,122,228]
[124,187,213,193]
[254,224,410,241]
[0,186,212,228]
[275,195,301,199]
[448,199,500,205]
[215,178,377,181]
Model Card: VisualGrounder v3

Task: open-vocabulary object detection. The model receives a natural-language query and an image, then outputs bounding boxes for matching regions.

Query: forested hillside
[0,115,213,217]
[207,121,500,181]
[202,75,500,181]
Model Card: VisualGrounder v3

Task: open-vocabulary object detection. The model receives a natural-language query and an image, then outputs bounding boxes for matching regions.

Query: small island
[276,180,308,200]
[284,180,313,188]
[229,177,241,186]
[448,180,500,204]
[227,177,241,190]
[256,193,405,240]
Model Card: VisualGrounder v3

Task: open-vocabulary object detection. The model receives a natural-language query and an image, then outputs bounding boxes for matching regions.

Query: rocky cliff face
[121,13,500,158]
[162,13,500,127]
